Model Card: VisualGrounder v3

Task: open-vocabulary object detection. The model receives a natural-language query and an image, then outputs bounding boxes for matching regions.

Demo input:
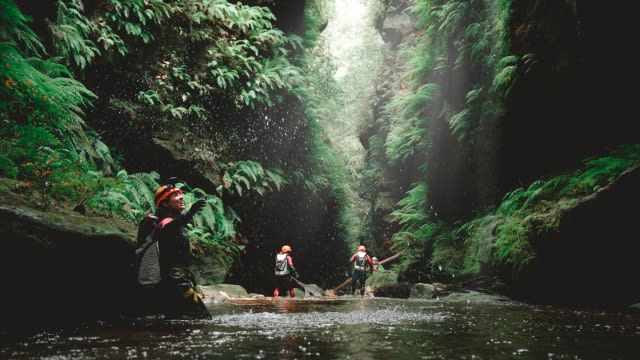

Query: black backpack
[134,215,165,286]
[136,215,158,246]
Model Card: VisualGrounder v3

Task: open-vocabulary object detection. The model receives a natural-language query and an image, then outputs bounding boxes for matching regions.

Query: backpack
[354,252,367,271]
[274,253,289,276]
[134,215,172,286]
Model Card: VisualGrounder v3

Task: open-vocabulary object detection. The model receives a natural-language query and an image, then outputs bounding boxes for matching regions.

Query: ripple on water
[210,307,446,332]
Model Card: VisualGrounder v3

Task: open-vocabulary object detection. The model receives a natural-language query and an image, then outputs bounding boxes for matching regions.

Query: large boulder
[409,283,436,299]
[0,196,137,330]
[366,269,398,294]
[509,165,640,310]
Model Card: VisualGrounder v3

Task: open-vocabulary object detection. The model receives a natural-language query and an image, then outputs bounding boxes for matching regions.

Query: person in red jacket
[273,245,299,298]
[349,245,373,296]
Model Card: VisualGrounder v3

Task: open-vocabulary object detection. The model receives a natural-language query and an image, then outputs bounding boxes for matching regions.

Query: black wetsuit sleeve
[162,199,206,228]
[173,199,207,226]
[288,256,299,278]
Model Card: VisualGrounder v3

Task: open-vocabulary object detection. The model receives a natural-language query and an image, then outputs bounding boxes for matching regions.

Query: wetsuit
[155,206,211,319]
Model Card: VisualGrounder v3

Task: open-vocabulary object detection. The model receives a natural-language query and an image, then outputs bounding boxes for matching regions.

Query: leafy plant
[0,0,46,56]
[129,0,304,122]
[0,1,114,206]
[388,182,437,272]
[180,184,243,269]
[104,0,170,44]
[451,144,640,279]
[220,160,287,197]
[88,170,160,222]
[493,216,534,276]
[47,0,101,69]
[560,144,640,197]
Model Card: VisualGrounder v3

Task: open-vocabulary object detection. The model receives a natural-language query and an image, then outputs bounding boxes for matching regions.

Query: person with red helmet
[371,257,384,271]
[152,179,210,319]
[349,245,373,296]
[273,245,299,298]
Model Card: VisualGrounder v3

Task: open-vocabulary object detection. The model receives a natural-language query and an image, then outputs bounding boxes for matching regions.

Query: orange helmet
[154,184,183,208]
[358,245,366,252]
[281,245,292,253]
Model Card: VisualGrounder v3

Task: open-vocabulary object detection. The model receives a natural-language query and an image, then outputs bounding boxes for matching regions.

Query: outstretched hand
[188,199,207,215]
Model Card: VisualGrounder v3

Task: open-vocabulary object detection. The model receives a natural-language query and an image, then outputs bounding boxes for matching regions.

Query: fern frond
[0,0,46,55]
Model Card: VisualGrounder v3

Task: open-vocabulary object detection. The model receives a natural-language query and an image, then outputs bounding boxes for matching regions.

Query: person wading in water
[349,245,373,296]
[273,245,299,298]
[153,181,211,319]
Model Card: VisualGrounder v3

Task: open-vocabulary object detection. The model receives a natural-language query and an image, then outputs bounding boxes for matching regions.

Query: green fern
[494,217,535,277]
[391,182,429,228]
[47,0,101,69]
[0,0,46,55]
[105,0,170,43]
[493,55,517,91]
[448,108,469,139]
[385,117,427,165]
[560,144,640,197]
[400,83,439,118]
[0,152,18,177]
[220,160,288,197]
[171,183,243,266]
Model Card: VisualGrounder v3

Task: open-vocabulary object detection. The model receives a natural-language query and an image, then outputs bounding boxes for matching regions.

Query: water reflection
[1,297,639,359]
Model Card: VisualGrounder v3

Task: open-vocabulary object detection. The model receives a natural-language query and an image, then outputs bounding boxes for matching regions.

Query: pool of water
[2,296,639,359]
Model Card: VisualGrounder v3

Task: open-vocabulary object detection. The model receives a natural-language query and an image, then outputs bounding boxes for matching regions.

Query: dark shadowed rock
[374,282,411,299]
[0,201,137,331]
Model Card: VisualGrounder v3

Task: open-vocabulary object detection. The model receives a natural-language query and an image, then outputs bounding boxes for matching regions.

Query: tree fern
[88,170,160,222]
[0,0,45,56]
[219,160,287,197]
[18,56,97,132]
[203,0,239,22]
[519,175,570,210]
[105,0,170,43]
[391,182,429,228]
[400,83,439,118]
[448,108,470,140]
[264,168,287,190]
[493,55,517,90]
[388,182,444,273]
[496,187,528,216]
[560,144,640,197]
[385,117,427,165]
[493,53,537,96]
[47,0,100,69]
[177,184,242,265]
[121,171,161,212]
[494,217,534,277]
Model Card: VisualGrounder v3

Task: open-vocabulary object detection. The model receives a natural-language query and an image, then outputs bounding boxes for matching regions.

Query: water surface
[2,296,639,359]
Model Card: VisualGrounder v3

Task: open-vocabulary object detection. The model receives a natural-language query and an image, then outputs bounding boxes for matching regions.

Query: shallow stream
[2,296,639,359]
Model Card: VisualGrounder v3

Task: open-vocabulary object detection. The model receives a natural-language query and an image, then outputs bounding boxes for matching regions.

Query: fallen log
[377,250,403,265]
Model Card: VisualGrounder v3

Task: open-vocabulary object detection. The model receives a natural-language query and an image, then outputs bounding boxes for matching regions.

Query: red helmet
[281,245,292,253]
[358,245,366,252]
[154,184,183,208]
